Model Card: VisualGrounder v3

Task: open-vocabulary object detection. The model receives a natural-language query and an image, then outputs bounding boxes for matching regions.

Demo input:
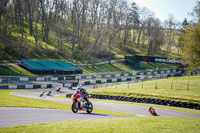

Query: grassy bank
[81,61,179,73]
[0,61,179,75]
[0,65,34,76]
[1,117,200,133]
[87,75,200,104]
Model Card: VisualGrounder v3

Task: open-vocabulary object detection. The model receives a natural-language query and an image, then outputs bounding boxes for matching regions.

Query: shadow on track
[77,112,108,116]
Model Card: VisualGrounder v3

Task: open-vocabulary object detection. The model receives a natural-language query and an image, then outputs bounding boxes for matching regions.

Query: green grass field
[0,116,200,133]
[0,65,34,76]
[87,75,200,104]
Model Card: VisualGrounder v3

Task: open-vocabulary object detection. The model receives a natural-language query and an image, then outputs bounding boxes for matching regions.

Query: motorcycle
[71,93,93,113]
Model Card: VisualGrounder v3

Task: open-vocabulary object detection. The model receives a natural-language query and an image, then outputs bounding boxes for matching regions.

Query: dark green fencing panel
[72,82,78,87]
[96,80,101,84]
[107,79,112,83]
[127,78,131,81]
[128,73,133,76]
[17,85,25,89]
[47,84,52,88]
[117,79,121,82]
[0,85,8,89]
[84,81,90,85]
[58,77,64,80]
[29,77,36,81]
[33,84,41,88]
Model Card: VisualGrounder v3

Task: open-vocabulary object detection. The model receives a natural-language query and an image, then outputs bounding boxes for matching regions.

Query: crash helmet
[77,84,83,90]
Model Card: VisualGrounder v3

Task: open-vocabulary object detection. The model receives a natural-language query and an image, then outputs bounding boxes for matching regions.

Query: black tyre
[71,103,78,113]
[86,102,93,113]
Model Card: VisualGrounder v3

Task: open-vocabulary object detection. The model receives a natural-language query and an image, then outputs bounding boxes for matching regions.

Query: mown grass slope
[87,75,200,104]
[0,65,34,76]
[1,117,200,133]
[0,61,179,75]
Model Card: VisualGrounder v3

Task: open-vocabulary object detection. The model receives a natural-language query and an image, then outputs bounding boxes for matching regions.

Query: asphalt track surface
[0,107,125,127]
[1,84,200,127]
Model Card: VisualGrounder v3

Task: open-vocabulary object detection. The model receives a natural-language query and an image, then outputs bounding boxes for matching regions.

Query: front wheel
[86,102,93,113]
[71,102,78,113]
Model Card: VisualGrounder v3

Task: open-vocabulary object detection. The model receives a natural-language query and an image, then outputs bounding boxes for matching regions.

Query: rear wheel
[71,103,78,113]
[86,102,93,113]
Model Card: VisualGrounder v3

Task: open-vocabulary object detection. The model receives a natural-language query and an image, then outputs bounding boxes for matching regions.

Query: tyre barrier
[91,94,200,110]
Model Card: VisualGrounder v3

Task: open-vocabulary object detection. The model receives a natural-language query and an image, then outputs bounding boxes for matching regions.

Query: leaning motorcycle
[71,93,93,113]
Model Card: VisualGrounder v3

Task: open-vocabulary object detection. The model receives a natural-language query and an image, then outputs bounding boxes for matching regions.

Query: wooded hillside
[0,0,197,67]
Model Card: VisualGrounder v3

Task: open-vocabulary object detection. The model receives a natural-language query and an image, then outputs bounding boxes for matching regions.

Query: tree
[137,7,154,46]
[122,2,130,49]
[145,17,164,56]
[163,14,178,55]
[182,18,188,29]
[41,0,57,43]
[90,0,107,65]
[31,0,42,44]
[191,0,200,23]
[106,0,117,63]
[0,0,9,31]
[181,22,200,72]
[128,2,139,45]
[54,0,67,54]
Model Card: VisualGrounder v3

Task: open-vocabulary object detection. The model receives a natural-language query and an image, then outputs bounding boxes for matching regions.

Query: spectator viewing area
[21,59,82,75]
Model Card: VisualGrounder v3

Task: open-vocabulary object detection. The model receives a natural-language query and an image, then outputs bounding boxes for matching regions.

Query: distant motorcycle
[71,93,93,113]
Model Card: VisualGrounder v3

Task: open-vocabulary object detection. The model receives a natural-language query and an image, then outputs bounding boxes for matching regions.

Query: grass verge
[0,117,200,133]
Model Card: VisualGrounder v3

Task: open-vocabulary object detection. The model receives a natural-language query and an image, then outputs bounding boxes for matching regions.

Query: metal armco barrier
[65,68,186,87]
[0,84,52,89]
[0,67,192,84]
[0,76,76,84]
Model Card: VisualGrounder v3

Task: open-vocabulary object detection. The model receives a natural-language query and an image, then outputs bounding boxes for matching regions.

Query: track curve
[12,87,200,118]
[0,107,125,127]
[1,84,200,127]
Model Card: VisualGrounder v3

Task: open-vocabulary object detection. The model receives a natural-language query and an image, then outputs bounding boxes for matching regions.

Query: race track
[1,85,200,127]
[0,107,125,127]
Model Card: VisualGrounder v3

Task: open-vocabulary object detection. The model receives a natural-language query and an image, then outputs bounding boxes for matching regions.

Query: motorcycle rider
[72,84,89,107]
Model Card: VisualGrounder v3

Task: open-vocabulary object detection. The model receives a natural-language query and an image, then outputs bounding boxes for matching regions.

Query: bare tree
[115,0,127,47]
[190,0,200,23]
[163,14,177,55]
[145,17,164,56]
[0,0,9,32]
[128,2,139,45]
[41,0,57,43]
[54,0,68,54]
[137,7,154,46]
